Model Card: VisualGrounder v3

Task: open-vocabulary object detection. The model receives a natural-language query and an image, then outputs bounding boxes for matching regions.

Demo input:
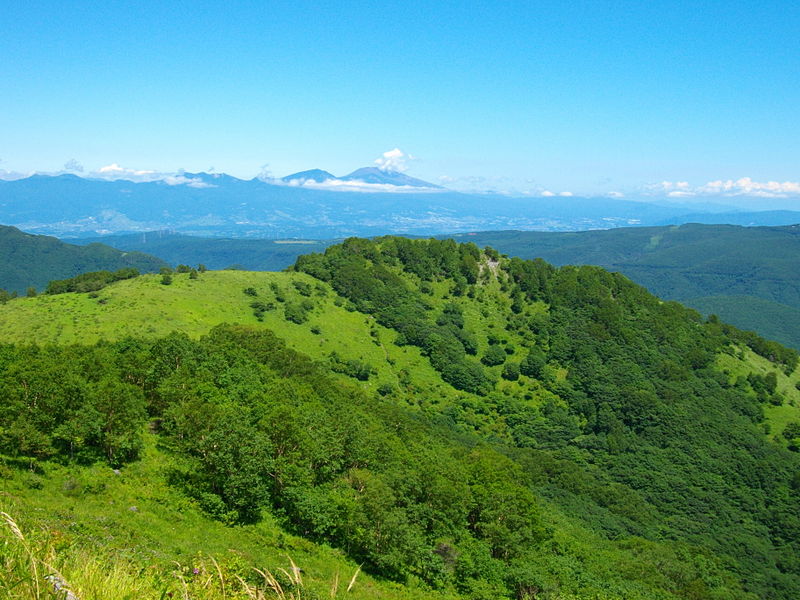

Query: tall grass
[0,512,360,600]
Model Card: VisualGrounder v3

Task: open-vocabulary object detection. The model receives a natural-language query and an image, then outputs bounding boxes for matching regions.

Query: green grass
[0,270,472,413]
[0,432,457,600]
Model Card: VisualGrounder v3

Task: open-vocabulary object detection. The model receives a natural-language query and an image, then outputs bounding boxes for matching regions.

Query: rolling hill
[1,237,799,599]
[69,223,800,350]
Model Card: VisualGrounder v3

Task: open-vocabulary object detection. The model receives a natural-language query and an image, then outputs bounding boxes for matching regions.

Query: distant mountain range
[282,166,440,188]
[3,170,800,238]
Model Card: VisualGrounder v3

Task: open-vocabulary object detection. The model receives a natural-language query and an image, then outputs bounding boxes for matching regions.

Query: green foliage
[250,300,275,321]
[0,225,167,294]
[284,302,309,324]
[46,267,141,295]
[294,238,491,394]
[520,350,546,379]
[3,237,800,600]
[0,345,148,465]
[501,361,520,381]
[458,225,800,352]
[783,422,800,440]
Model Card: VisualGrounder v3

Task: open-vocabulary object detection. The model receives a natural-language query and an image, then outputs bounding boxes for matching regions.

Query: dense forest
[1,237,799,599]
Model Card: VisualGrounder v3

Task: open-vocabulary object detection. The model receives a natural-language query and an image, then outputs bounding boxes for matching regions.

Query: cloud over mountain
[651,177,800,198]
[374,148,413,173]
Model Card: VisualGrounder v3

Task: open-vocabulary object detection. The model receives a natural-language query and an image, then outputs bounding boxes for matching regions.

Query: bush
[520,350,546,378]
[481,345,506,367]
[284,303,308,324]
[502,362,520,381]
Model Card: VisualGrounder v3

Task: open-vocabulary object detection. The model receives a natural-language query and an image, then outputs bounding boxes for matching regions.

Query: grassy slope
[0,270,473,445]
[0,270,553,414]
[716,348,800,442]
[2,267,799,599]
[2,268,795,422]
[1,433,454,600]
[0,269,687,600]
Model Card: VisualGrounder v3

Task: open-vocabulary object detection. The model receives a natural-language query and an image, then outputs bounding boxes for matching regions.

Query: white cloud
[162,175,216,188]
[86,164,216,188]
[648,177,800,198]
[64,158,84,172]
[374,148,413,173]
[541,190,556,197]
[607,191,624,198]
[281,177,440,193]
[95,163,159,181]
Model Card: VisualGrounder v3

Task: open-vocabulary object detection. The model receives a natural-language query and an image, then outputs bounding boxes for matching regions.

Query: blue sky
[1,1,798,199]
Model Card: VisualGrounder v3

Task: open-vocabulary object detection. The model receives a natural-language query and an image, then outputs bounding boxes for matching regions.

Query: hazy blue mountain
[0,225,167,293]
[657,209,800,226]
[281,169,337,183]
[341,167,442,188]
[1,173,704,238]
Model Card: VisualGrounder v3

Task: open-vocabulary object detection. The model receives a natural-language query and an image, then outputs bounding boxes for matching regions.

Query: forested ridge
[1,237,799,599]
[448,224,800,350]
[0,224,167,295]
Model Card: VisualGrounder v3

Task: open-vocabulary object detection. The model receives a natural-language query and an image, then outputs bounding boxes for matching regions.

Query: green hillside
[450,224,800,348]
[0,225,167,294]
[1,237,799,599]
[65,223,800,350]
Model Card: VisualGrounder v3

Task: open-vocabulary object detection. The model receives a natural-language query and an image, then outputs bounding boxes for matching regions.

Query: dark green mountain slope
[449,224,800,348]
[685,295,800,350]
[71,230,336,270]
[2,237,799,599]
[0,224,167,294]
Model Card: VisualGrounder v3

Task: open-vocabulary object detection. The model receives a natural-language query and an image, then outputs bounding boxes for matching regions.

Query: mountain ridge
[7,172,800,239]
[0,224,167,293]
